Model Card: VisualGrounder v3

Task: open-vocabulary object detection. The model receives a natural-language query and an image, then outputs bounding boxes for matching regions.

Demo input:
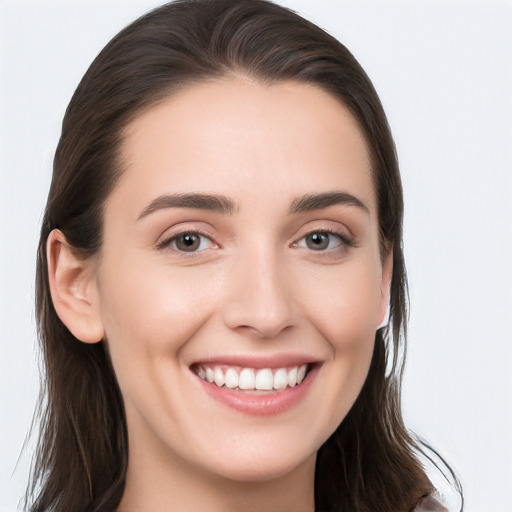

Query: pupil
[307,233,329,250]
[178,234,199,251]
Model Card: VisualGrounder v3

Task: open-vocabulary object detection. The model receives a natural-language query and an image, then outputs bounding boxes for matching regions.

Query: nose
[222,249,297,339]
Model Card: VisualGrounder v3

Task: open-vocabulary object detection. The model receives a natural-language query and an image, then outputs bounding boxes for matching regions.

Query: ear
[47,229,104,344]
[377,245,393,329]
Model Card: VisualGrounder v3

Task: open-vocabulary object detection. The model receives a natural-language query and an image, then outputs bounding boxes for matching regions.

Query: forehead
[113,78,375,217]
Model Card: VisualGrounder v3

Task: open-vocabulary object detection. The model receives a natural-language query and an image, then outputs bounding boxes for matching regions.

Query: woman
[27,0,460,511]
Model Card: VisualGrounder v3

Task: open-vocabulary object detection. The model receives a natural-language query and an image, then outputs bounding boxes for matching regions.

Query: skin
[48,77,392,512]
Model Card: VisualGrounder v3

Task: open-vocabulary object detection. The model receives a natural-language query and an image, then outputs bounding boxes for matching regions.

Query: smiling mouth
[192,364,311,392]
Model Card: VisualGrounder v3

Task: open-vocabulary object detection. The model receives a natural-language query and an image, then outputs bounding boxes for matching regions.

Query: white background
[1,1,510,511]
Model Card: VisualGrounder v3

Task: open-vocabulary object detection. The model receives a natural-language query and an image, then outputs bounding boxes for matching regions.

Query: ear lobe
[47,229,104,344]
[377,246,393,329]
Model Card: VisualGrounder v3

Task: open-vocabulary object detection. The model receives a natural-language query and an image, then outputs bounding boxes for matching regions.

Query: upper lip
[190,353,321,369]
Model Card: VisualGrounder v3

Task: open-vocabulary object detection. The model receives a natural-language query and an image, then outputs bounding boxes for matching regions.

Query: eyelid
[156,228,218,253]
[293,229,354,250]
[292,218,356,243]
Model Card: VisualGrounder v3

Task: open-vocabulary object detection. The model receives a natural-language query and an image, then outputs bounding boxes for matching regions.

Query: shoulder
[412,495,449,512]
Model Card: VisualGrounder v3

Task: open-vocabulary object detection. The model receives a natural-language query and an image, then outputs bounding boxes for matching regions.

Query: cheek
[97,258,222,381]
[322,288,377,395]
[300,259,383,348]
[298,262,381,423]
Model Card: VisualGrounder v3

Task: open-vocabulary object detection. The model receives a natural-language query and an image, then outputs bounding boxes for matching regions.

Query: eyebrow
[289,191,369,214]
[138,189,368,220]
[137,193,237,219]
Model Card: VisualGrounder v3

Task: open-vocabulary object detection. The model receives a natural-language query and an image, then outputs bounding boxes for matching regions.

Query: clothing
[413,495,449,512]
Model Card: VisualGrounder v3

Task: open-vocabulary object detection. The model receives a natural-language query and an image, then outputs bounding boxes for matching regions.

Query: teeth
[239,368,256,389]
[297,364,307,384]
[273,368,288,390]
[224,368,239,389]
[288,367,298,387]
[255,369,273,390]
[214,367,225,387]
[196,364,309,391]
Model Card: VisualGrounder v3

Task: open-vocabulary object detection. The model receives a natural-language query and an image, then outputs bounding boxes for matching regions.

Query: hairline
[112,70,380,228]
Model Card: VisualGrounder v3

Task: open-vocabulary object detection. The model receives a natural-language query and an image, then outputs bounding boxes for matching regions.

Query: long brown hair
[28,1,458,510]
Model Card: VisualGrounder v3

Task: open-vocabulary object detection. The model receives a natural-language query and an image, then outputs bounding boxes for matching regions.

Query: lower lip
[194,366,319,416]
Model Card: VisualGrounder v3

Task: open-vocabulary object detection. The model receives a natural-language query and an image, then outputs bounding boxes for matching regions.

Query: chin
[206,451,316,484]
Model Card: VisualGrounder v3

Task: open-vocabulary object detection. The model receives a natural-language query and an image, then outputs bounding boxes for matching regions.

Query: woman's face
[93,78,390,483]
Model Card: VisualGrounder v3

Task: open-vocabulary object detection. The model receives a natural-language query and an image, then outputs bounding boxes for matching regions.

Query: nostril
[221,259,297,336]
[236,322,293,340]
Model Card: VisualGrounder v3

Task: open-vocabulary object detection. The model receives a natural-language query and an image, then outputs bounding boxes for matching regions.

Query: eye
[158,231,214,253]
[296,231,349,251]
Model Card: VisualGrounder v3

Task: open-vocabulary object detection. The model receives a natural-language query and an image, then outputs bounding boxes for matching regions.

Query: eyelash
[157,229,355,255]
[293,229,355,252]
[156,230,216,253]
